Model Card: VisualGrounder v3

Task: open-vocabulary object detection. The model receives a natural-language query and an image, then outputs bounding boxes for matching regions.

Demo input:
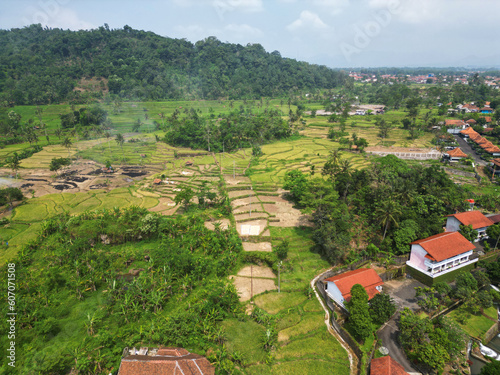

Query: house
[459,126,477,138]
[185,160,193,166]
[466,119,477,125]
[487,213,500,224]
[446,211,494,241]
[153,178,162,185]
[371,356,409,375]
[461,103,480,113]
[481,107,494,114]
[355,109,367,115]
[445,147,468,162]
[118,347,214,375]
[406,232,477,284]
[444,119,467,134]
[324,268,383,310]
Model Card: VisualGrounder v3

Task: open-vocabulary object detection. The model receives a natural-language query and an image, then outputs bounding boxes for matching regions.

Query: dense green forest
[284,154,472,263]
[0,24,347,105]
[0,207,244,374]
[164,107,292,152]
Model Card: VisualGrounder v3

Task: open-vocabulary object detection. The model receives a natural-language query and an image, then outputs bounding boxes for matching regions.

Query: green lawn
[448,306,498,340]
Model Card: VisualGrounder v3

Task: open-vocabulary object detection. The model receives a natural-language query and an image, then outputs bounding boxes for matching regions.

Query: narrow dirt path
[311,269,356,375]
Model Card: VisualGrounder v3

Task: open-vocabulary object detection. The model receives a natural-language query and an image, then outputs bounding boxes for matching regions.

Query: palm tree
[115,133,125,162]
[375,199,402,240]
[62,137,72,158]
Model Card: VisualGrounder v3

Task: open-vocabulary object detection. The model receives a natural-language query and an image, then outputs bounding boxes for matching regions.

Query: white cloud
[368,0,441,24]
[313,0,350,15]
[212,0,263,13]
[287,10,329,32]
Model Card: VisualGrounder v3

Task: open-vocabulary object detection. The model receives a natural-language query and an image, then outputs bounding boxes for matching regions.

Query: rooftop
[371,356,409,375]
[324,268,383,301]
[448,211,494,230]
[411,232,475,262]
[446,147,467,158]
[118,347,214,375]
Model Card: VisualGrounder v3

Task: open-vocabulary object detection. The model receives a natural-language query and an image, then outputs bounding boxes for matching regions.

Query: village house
[446,211,494,241]
[371,356,410,375]
[445,119,467,134]
[406,232,477,284]
[444,147,468,162]
[323,268,383,310]
[118,347,214,375]
[481,107,494,114]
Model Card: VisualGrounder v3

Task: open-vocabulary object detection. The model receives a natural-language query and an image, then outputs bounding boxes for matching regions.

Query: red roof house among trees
[324,268,383,309]
[371,356,409,375]
[406,231,477,283]
[118,347,215,375]
[445,147,467,161]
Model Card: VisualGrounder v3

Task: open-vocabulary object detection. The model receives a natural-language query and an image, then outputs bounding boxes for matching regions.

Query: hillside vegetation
[0,24,347,105]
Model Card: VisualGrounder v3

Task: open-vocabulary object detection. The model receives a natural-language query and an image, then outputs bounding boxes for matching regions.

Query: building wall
[326,281,345,309]
[446,216,462,232]
[407,244,427,272]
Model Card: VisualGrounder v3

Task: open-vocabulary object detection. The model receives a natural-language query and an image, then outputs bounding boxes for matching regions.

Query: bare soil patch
[231,197,259,208]
[236,219,268,236]
[237,265,276,278]
[223,175,251,185]
[228,190,253,199]
[234,212,269,221]
[242,242,272,252]
[230,275,277,301]
[233,204,264,214]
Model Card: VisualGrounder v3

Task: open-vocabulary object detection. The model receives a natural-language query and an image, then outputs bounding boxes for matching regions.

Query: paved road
[454,135,487,167]
[377,278,426,374]
[378,313,418,373]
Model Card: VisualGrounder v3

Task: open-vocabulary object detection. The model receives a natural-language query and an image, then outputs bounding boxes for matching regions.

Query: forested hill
[0,24,347,105]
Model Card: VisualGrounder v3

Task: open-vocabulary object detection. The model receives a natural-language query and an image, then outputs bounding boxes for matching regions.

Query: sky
[1,0,500,68]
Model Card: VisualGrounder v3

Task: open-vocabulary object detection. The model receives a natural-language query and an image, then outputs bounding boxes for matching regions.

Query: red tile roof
[447,211,494,230]
[483,116,492,123]
[411,232,475,262]
[118,348,214,375]
[488,214,500,224]
[492,158,500,167]
[446,148,467,158]
[324,268,383,301]
[153,178,162,184]
[445,119,466,127]
[460,127,477,136]
[466,119,477,124]
[371,356,409,375]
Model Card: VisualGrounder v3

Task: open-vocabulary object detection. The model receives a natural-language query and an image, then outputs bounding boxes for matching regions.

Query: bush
[274,239,289,260]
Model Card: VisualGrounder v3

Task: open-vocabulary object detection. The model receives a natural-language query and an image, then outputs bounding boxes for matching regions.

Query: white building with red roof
[323,268,383,310]
[406,232,477,280]
[446,211,494,241]
[445,147,468,162]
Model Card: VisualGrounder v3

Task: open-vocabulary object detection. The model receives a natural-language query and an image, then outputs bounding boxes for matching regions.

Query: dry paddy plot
[237,219,267,236]
[230,265,277,302]
[242,242,272,252]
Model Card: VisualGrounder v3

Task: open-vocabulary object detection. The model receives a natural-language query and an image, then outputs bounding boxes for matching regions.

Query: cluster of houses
[459,126,500,156]
[322,210,499,374]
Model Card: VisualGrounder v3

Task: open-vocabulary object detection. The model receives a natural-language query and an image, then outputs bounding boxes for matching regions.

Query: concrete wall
[408,244,427,272]
[446,216,461,232]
